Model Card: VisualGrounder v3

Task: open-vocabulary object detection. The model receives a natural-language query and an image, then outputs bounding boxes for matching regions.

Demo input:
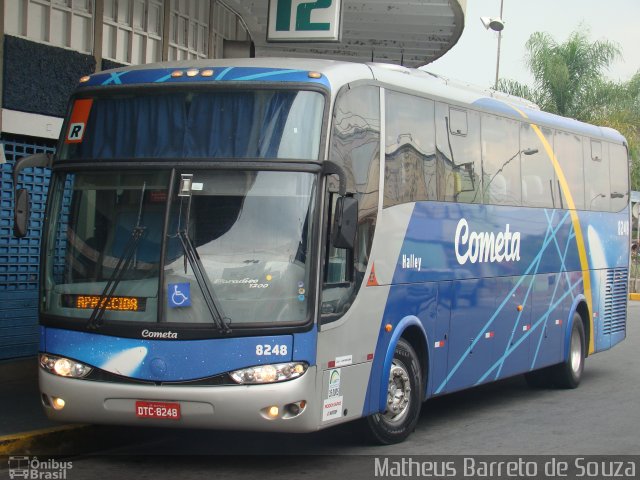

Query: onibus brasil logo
[8,457,72,479]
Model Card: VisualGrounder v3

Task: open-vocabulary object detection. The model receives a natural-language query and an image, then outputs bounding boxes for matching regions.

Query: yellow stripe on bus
[503,104,595,354]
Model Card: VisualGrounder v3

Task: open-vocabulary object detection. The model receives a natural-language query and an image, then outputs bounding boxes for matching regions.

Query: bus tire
[551,314,585,389]
[365,338,422,444]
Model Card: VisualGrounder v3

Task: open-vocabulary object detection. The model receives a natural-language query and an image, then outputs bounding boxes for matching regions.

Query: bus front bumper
[39,366,320,433]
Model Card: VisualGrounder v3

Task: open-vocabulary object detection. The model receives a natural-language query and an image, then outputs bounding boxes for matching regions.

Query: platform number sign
[268,0,342,42]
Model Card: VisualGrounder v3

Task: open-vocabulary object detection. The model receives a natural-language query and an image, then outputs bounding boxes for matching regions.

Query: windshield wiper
[87,181,147,330]
[177,230,231,334]
[86,225,146,329]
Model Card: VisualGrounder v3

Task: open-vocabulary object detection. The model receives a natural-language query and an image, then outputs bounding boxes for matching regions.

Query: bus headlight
[39,354,92,378]
[230,362,308,384]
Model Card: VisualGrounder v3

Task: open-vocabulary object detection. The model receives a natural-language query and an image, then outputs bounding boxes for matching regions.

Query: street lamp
[481,0,505,90]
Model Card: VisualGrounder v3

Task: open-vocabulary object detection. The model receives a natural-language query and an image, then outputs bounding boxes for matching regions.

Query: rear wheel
[365,338,422,444]
[550,314,585,389]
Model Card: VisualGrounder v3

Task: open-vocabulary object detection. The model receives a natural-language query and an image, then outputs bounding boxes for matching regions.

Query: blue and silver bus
[14,59,629,444]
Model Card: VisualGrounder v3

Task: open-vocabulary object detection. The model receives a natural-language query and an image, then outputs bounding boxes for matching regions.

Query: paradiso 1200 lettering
[454,218,521,265]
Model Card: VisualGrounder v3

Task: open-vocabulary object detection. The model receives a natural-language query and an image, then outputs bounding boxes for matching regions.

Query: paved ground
[0,358,58,435]
[2,304,639,479]
[81,303,640,457]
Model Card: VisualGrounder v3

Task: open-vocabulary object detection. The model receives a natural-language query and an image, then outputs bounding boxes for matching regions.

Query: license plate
[135,401,181,420]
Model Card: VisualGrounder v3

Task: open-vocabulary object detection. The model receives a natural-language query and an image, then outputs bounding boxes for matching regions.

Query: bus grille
[602,268,628,335]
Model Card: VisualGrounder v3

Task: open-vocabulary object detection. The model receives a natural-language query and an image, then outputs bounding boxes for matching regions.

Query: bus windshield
[59,89,324,161]
[42,170,316,329]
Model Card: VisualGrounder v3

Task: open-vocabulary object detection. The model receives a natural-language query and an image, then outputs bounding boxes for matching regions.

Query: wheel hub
[570,328,582,374]
[384,361,412,422]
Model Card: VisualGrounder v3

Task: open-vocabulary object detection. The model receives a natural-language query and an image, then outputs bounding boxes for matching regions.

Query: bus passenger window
[591,140,603,161]
[384,91,436,207]
[436,103,482,203]
[609,143,629,212]
[585,139,610,211]
[520,124,556,208]
[555,131,585,209]
[481,114,521,206]
[449,107,468,135]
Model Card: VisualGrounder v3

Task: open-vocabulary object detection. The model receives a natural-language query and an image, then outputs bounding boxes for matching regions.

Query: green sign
[268,0,342,42]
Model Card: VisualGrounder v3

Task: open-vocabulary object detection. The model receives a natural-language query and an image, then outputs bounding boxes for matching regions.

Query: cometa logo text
[454,218,521,265]
[141,330,178,339]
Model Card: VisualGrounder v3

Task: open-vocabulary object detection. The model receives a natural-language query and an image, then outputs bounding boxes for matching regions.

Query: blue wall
[0,135,56,360]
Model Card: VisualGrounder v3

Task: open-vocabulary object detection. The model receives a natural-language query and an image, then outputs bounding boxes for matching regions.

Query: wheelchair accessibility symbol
[168,283,191,308]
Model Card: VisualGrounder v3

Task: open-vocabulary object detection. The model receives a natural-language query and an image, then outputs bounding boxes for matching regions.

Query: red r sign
[65,98,93,143]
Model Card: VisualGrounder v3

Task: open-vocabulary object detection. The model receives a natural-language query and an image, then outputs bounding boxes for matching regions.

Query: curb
[630,293,640,301]
[0,424,160,457]
[0,425,89,456]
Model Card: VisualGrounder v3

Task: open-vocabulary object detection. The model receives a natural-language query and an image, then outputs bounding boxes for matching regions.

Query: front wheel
[551,314,585,389]
[365,338,422,444]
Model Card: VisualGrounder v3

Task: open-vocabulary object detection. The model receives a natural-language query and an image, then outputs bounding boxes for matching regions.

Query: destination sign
[62,294,146,312]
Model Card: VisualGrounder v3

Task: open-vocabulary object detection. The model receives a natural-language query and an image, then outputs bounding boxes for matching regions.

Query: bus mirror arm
[12,153,52,238]
[322,161,347,196]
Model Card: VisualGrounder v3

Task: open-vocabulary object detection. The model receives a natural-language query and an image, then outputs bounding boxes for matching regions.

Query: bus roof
[79,57,626,145]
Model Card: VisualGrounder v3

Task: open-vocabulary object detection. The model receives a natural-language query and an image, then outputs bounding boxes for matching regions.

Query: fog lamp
[52,397,66,410]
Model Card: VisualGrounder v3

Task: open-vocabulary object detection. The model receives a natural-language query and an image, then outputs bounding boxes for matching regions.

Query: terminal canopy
[223,0,466,68]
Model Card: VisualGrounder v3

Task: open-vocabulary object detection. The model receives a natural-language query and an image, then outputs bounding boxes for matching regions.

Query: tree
[498,29,640,189]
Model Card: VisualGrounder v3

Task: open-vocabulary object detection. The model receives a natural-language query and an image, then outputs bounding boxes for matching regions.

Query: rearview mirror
[331,196,358,250]
[12,153,52,238]
[14,189,30,238]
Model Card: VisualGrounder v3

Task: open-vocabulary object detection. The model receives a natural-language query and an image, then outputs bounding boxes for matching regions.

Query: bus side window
[449,107,468,135]
[609,143,629,212]
[436,103,482,203]
[585,139,610,211]
[555,130,585,209]
[384,91,436,207]
[520,124,556,208]
[481,114,521,206]
[322,85,380,321]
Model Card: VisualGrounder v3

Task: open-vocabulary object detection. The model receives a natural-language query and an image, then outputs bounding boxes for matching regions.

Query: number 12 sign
[267,0,343,42]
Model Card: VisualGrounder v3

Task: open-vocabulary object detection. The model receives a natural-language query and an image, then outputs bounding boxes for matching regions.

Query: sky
[426,0,640,88]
